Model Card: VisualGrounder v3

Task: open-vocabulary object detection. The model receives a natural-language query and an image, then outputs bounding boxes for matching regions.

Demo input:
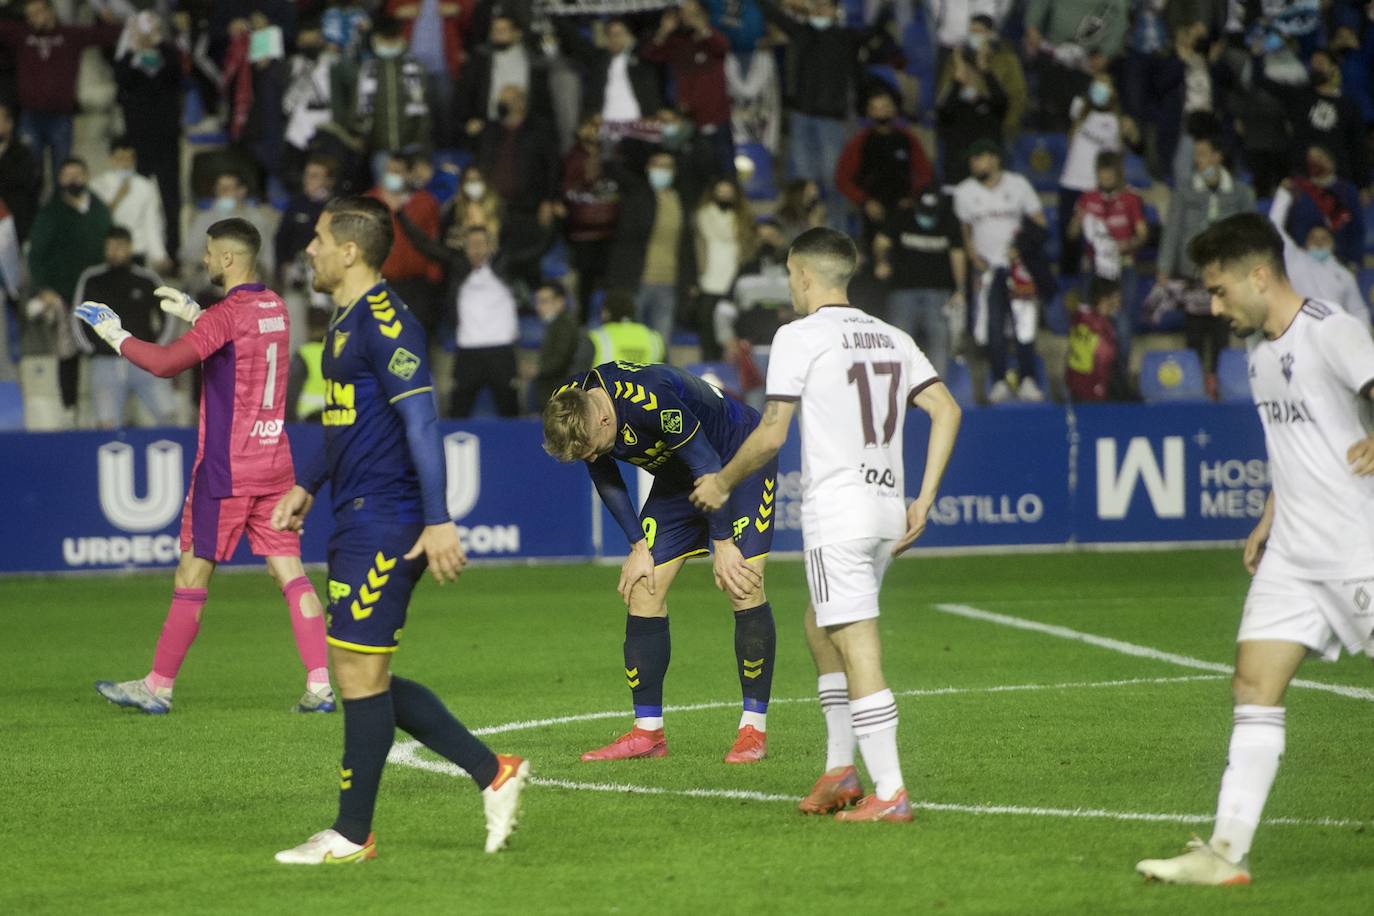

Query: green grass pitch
[5,550,1374,915]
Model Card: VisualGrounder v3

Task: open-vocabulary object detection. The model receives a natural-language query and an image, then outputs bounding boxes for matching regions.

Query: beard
[310,267,334,294]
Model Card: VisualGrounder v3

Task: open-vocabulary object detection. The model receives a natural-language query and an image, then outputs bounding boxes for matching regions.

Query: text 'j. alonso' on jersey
[1248,299,1374,579]
[568,361,760,484]
[181,282,295,497]
[766,306,939,548]
[320,281,435,520]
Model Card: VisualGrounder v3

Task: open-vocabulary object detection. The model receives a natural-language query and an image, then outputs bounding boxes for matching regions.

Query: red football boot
[580,726,668,761]
[723,725,767,764]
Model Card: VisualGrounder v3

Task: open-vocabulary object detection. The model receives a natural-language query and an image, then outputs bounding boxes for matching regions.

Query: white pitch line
[464,674,1225,738]
[386,672,1363,829]
[934,603,1374,703]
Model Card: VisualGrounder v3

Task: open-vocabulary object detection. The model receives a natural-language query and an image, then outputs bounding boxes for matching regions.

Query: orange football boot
[723,725,767,764]
[580,726,668,761]
[798,765,864,814]
[834,788,914,822]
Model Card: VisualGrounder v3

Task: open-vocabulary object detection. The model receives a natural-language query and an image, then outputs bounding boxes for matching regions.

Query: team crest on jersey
[1281,353,1294,383]
[387,347,420,381]
[621,423,638,446]
[333,331,350,357]
[660,409,683,434]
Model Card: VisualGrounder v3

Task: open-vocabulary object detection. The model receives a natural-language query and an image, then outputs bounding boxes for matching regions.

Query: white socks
[1211,704,1286,862]
[817,672,854,770]
[634,715,665,731]
[851,688,903,800]
[739,710,767,731]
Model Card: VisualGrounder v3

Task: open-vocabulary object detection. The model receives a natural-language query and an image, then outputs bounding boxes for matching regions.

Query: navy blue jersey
[566,361,760,488]
[319,282,435,521]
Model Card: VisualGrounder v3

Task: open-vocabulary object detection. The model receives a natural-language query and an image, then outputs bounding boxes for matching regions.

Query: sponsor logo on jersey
[660,409,683,434]
[258,315,286,334]
[1280,353,1294,383]
[387,347,420,381]
[1255,399,1314,424]
[322,382,356,426]
[251,418,284,439]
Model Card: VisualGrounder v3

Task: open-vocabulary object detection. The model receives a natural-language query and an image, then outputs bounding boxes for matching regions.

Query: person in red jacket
[641,1,734,178]
[835,90,934,239]
[1067,276,1133,402]
[0,0,121,186]
[367,153,443,333]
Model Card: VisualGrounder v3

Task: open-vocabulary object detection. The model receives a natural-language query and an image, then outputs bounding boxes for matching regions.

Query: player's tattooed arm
[692,398,795,512]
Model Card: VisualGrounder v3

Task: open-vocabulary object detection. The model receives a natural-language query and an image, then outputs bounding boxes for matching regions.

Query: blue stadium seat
[1139,349,1208,403]
[0,379,21,430]
[518,315,545,350]
[942,357,977,409]
[541,238,571,279]
[1041,205,1061,265]
[670,328,700,348]
[1216,348,1251,403]
[1013,133,1068,193]
[1123,152,1151,189]
[736,142,777,202]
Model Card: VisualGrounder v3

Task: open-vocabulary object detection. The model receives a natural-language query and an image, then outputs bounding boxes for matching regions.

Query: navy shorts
[640,458,779,566]
[325,518,427,654]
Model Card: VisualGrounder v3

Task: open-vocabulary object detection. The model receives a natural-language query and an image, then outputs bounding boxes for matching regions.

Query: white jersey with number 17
[766,305,940,549]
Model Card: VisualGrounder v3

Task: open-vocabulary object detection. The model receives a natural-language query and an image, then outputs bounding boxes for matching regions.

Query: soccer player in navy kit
[542,361,779,764]
[272,197,528,864]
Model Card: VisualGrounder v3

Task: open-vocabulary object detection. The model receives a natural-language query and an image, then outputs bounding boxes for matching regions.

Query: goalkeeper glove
[155,286,203,325]
[75,301,131,353]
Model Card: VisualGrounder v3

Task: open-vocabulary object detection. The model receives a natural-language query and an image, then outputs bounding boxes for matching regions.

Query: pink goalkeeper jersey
[182,283,295,497]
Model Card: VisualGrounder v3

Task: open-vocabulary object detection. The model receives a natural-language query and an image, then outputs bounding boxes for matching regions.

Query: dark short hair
[1095,150,1122,173]
[1088,275,1120,304]
[58,156,87,174]
[604,288,636,322]
[106,225,133,242]
[971,13,995,29]
[216,169,246,187]
[110,135,135,154]
[324,196,393,269]
[207,218,262,257]
[305,153,338,177]
[536,279,566,300]
[788,227,858,285]
[1187,212,1287,279]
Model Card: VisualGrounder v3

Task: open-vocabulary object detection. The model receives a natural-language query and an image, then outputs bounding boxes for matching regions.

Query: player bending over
[272,196,527,864]
[692,227,961,821]
[77,219,331,715]
[543,360,779,764]
[1137,214,1374,884]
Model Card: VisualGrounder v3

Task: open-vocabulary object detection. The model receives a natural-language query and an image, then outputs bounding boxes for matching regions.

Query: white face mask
[110,167,134,183]
[214,195,237,213]
[648,167,674,191]
[382,173,406,193]
[463,180,486,201]
[809,16,832,29]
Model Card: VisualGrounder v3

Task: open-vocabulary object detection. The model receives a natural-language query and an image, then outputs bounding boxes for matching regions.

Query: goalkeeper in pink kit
[76,218,332,714]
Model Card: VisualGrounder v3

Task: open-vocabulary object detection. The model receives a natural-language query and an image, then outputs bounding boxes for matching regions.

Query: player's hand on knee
[892,497,933,556]
[619,540,655,606]
[407,523,467,584]
[712,539,760,600]
[690,474,729,512]
[155,286,203,325]
[271,485,313,532]
[1346,436,1374,477]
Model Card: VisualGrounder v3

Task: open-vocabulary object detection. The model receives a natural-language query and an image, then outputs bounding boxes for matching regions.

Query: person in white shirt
[450,224,519,417]
[691,227,962,823]
[91,137,170,273]
[1268,183,1367,323]
[1138,213,1374,886]
[953,139,1045,402]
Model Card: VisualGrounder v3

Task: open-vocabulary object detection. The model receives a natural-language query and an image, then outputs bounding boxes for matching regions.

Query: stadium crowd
[1,0,1372,429]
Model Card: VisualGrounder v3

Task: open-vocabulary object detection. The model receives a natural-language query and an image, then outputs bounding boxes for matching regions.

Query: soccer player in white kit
[691,227,962,821]
[1137,213,1374,885]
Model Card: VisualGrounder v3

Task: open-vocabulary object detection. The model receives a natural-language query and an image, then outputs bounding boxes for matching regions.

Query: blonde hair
[542,388,596,462]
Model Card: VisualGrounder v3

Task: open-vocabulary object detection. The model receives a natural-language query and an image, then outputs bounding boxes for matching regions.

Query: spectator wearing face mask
[450,164,503,242]
[1282,144,1364,269]
[693,178,756,360]
[1022,0,1130,132]
[355,20,431,182]
[181,171,279,297]
[475,83,563,229]
[91,137,170,274]
[457,12,554,143]
[1250,44,1367,187]
[368,152,444,333]
[561,114,621,323]
[641,0,734,178]
[714,217,791,379]
[936,43,1007,185]
[937,14,1026,146]
[834,90,934,240]
[1058,73,1136,277]
[606,146,698,349]
[1270,181,1367,322]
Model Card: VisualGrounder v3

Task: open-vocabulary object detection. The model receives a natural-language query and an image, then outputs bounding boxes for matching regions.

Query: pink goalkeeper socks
[147,587,207,690]
[284,576,329,685]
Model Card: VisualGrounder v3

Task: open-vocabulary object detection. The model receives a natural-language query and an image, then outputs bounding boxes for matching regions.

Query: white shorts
[805,538,897,628]
[1239,571,1374,662]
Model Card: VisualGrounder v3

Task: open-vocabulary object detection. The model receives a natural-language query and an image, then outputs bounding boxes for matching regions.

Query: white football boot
[1136,836,1251,885]
[482,755,530,853]
[274,829,376,864]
